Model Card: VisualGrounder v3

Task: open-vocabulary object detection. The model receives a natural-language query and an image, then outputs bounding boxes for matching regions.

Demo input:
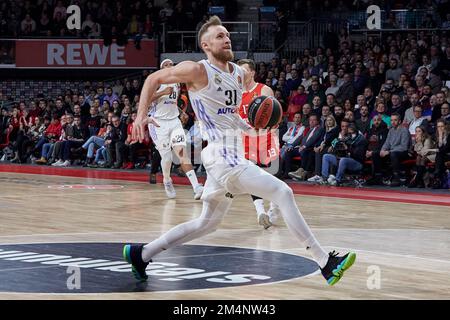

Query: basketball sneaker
[307,175,324,183]
[320,250,356,286]
[52,159,64,166]
[164,180,176,199]
[193,184,204,200]
[327,175,336,186]
[288,168,305,180]
[123,244,150,282]
[258,212,272,229]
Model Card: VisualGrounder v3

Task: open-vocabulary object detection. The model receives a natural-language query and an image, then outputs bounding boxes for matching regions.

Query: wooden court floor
[0,172,449,300]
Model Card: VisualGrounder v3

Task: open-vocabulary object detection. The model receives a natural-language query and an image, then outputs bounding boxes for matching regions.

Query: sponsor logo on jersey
[217,107,237,115]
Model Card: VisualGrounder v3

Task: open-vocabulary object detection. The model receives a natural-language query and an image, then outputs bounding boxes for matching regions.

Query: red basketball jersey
[239,83,264,121]
[239,83,280,165]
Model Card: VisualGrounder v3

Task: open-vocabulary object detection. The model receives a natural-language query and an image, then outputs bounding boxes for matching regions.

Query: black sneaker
[365,176,382,186]
[320,250,356,286]
[149,173,157,184]
[123,244,151,282]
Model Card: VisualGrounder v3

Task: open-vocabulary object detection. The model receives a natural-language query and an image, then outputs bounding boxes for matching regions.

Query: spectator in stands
[53,115,86,167]
[409,106,429,135]
[366,113,411,187]
[333,104,345,127]
[430,119,450,188]
[431,91,447,123]
[404,93,421,124]
[307,80,326,105]
[121,112,150,169]
[385,58,402,84]
[35,115,65,165]
[287,85,306,122]
[370,101,391,128]
[105,115,127,169]
[304,115,339,183]
[0,107,10,140]
[367,67,383,94]
[318,122,367,186]
[21,13,36,35]
[355,105,370,136]
[103,87,119,106]
[281,112,305,148]
[441,103,450,125]
[301,70,312,89]
[325,75,340,96]
[311,96,322,117]
[336,73,354,104]
[284,114,324,180]
[408,125,436,188]
[85,106,102,137]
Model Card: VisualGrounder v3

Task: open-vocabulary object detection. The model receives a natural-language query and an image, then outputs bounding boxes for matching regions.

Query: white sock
[305,236,329,268]
[253,199,265,215]
[186,169,200,189]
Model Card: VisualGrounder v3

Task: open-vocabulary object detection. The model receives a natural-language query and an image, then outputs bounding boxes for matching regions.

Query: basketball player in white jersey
[147,58,204,200]
[124,16,356,286]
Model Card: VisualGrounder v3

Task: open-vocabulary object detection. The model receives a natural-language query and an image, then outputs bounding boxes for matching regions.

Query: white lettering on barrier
[46,43,126,66]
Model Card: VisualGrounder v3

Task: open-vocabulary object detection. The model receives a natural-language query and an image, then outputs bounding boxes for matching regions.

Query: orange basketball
[247,96,283,129]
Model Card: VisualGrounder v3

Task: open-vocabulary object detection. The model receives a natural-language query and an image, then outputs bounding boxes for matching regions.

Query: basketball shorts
[200,141,264,198]
[148,117,187,152]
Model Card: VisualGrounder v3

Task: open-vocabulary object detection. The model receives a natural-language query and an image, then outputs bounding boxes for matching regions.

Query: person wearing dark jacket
[298,115,339,182]
[431,119,450,188]
[336,73,354,104]
[282,114,324,179]
[105,115,127,169]
[366,113,411,186]
[318,120,367,185]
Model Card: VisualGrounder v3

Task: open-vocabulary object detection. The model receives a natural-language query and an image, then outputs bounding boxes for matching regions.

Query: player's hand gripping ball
[247,96,283,129]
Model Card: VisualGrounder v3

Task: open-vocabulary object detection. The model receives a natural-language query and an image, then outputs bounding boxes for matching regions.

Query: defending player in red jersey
[237,59,281,229]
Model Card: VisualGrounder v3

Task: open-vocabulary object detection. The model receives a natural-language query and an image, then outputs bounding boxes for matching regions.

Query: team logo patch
[0,243,318,293]
[214,74,222,85]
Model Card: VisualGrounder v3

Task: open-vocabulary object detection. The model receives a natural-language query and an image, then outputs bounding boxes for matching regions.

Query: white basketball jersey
[148,83,180,120]
[188,60,245,144]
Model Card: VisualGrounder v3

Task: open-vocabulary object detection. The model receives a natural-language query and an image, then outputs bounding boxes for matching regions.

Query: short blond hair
[198,15,223,49]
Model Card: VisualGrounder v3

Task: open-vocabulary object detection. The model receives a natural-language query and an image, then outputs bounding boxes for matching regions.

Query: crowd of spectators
[1,2,450,189]
[0,0,235,40]
[266,0,450,27]
[263,26,450,188]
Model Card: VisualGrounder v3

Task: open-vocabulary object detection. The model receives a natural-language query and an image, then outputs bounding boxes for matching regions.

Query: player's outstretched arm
[133,61,204,142]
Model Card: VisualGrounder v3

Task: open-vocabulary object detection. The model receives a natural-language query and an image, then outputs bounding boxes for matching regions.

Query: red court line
[1,164,449,206]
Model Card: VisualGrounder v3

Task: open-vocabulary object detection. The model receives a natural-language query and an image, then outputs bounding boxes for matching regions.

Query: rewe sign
[15,39,157,68]
[47,43,125,65]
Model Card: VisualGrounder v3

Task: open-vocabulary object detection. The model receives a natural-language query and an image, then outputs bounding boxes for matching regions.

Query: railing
[160,18,347,58]
[350,27,443,43]
[344,9,441,30]
[161,22,252,53]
